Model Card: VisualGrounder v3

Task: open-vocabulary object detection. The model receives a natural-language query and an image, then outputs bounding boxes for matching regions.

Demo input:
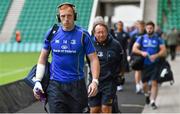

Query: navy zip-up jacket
[93,35,124,82]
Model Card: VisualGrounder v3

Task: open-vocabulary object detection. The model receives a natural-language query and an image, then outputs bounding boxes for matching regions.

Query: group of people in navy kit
[32,2,167,113]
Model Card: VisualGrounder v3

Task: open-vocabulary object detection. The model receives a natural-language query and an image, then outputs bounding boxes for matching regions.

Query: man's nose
[64,16,69,21]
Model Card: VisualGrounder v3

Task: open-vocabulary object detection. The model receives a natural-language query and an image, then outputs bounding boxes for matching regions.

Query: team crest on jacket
[97,52,103,57]
[123,33,126,37]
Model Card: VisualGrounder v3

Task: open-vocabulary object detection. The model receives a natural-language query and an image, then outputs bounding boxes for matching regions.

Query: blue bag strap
[44,24,59,113]
[47,24,59,42]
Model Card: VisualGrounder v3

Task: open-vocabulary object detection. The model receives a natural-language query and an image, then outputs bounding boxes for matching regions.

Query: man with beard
[132,21,166,109]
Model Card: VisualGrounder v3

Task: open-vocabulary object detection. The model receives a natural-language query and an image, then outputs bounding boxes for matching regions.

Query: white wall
[112,5,142,27]
[142,0,158,24]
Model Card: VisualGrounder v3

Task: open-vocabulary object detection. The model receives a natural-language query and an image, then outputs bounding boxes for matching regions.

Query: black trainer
[151,102,158,110]
[145,96,150,104]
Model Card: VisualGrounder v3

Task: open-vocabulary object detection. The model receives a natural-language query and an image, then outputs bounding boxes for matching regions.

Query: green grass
[0,52,40,85]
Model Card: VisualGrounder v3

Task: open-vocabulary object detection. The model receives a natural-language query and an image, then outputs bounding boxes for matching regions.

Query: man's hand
[88,79,98,97]
[149,54,159,62]
[141,51,148,57]
[33,81,44,100]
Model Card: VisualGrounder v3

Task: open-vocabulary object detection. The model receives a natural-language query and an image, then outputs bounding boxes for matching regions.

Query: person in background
[129,20,146,93]
[132,21,166,109]
[114,20,130,91]
[166,28,179,61]
[129,20,139,38]
[15,30,21,43]
[33,2,100,113]
[155,25,163,37]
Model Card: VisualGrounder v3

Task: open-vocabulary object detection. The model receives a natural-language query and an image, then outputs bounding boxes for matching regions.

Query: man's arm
[132,42,148,57]
[33,49,50,99]
[155,45,166,58]
[87,52,100,97]
[150,45,166,62]
[35,49,50,81]
[87,52,100,81]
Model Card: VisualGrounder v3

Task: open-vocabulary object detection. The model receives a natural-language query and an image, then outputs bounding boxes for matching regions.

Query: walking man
[33,2,100,113]
[132,21,166,109]
[89,22,123,113]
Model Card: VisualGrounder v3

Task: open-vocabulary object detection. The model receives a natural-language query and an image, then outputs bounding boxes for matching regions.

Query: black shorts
[142,63,159,83]
[46,78,88,113]
[88,80,116,107]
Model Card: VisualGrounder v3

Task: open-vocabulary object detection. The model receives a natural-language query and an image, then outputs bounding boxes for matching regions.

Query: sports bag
[24,61,50,92]
[157,58,174,85]
[129,36,144,70]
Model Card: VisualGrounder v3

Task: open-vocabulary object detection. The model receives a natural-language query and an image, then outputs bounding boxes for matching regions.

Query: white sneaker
[136,84,141,94]
[117,85,123,91]
[139,81,143,90]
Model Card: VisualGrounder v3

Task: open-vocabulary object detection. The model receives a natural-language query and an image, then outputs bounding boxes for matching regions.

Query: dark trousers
[142,63,159,83]
[112,94,121,113]
[169,45,177,60]
[89,79,117,108]
[46,79,88,113]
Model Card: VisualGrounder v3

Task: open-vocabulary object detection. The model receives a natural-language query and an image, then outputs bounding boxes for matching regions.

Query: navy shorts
[142,63,159,83]
[46,78,88,113]
[88,80,116,107]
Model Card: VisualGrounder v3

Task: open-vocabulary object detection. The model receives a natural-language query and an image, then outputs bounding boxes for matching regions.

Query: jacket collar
[95,34,113,46]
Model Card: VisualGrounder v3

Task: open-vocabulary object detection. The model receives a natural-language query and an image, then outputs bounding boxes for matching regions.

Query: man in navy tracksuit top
[88,22,123,113]
[32,3,100,113]
[114,21,130,91]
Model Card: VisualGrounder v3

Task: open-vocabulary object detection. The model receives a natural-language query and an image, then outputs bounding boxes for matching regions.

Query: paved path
[18,55,180,113]
[117,72,145,113]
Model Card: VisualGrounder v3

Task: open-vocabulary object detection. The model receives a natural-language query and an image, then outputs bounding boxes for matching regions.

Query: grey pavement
[17,101,46,113]
[117,72,145,113]
[18,55,180,113]
[142,55,180,113]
